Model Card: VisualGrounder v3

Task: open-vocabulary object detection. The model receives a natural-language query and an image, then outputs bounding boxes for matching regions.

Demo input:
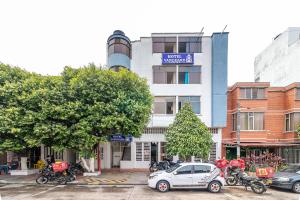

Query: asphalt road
[0,184,299,200]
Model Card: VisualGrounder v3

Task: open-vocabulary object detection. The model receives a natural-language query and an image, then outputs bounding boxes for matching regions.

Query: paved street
[0,184,299,200]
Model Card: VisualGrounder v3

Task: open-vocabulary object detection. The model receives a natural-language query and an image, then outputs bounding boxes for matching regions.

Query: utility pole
[236,101,241,159]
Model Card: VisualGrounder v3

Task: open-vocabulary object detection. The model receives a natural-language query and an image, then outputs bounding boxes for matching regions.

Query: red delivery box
[215,159,228,169]
[52,161,69,172]
[256,167,275,178]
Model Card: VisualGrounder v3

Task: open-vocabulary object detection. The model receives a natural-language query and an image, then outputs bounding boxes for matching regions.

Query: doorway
[111,142,121,168]
[151,142,158,162]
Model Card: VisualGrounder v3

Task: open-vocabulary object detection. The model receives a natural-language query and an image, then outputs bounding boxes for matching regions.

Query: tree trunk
[89,157,95,173]
[81,157,91,172]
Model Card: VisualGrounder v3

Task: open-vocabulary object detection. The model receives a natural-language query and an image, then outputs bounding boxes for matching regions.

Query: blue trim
[211,33,228,127]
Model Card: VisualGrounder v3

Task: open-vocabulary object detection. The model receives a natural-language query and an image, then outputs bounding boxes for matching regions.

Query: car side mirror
[173,171,178,175]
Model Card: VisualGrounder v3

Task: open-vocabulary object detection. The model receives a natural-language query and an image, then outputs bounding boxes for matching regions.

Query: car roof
[179,162,215,167]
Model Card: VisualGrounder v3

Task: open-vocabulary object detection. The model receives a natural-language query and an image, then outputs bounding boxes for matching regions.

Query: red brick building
[222,82,300,164]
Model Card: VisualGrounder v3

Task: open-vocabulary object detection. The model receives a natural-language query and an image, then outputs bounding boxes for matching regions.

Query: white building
[100,30,229,169]
[254,27,300,86]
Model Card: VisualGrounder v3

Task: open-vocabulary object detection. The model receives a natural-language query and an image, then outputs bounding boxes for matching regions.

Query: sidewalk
[0,171,149,185]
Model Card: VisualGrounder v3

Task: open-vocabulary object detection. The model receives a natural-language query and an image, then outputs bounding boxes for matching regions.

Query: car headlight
[149,175,158,180]
[277,177,291,182]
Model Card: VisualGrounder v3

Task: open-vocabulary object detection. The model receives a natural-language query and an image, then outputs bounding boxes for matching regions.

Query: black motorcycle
[149,159,179,172]
[69,161,85,175]
[227,170,267,194]
[36,164,76,185]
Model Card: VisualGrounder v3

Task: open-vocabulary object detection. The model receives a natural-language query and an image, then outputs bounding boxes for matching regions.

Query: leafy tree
[166,103,213,161]
[0,63,39,152]
[0,63,153,172]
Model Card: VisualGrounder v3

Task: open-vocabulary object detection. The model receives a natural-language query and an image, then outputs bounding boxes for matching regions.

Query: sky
[0,0,299,85]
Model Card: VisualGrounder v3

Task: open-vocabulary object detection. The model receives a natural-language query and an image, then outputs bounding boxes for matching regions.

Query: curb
[0,182,147,186]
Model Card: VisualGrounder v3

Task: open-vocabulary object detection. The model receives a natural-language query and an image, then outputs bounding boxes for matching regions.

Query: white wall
[131,36,212,127]
[254,28,300,86]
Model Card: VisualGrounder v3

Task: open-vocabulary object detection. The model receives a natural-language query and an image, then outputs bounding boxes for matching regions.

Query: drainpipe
[237,102,241,159]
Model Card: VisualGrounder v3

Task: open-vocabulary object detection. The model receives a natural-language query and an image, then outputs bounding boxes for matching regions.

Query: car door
[192,165,211,187]
[171,165,194,188]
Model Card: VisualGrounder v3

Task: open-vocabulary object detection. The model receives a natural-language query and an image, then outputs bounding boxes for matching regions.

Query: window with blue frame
[178,96,201,114]
[178,66,201,84]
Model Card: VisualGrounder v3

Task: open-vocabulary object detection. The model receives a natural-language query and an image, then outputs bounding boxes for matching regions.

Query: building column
[105,142,111,169]
[131,142,136,168]
[157,142,161,162]
[41,144,45,161]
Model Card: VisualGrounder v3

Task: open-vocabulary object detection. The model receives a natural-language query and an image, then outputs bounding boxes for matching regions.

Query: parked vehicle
[148,162,225,193]
[149,159,178,172]
[271,164,300,193]
[69,161,85,175]
[36,162,76,185]
[229,169,267,194]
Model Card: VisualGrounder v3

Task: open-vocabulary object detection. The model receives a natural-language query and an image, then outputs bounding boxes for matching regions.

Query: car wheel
[292,182,300,193]
[208,181,222,193]
[156,180,170,192]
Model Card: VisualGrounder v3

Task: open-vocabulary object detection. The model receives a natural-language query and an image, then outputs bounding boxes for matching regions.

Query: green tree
[0,63,153,172]
[166,103,213,161]
[0,63,39,152]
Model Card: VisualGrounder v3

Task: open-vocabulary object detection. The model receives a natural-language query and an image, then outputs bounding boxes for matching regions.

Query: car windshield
[280,165,300,173]
[166,164,181,173]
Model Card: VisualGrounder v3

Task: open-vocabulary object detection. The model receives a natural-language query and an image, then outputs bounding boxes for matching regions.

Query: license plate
[266,179,272,184]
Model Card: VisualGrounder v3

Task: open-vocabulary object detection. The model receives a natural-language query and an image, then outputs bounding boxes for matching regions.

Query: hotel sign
[109,134,132,142]
[162,53,194,64]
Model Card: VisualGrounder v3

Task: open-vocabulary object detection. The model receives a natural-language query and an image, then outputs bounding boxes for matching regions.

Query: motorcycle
[69,161,85,175]
[149,159,180,172]
[228,170,267,194]
[36,163,76,185]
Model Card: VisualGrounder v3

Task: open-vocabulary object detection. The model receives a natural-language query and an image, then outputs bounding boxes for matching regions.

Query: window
[194,165,211,173]
[153,66,176,84]
[233,112,264,130]
[178,96,200,114]
[178,37,202,53]
[152,37,176,53]
[136,142,142,161]
[232,113,237,131]
[121,142,131,161]
[154,96,176,114]
[136,142,151,161]
[176,165,193,175]
[296,88,300,99]
[240,88,265,99]
[285,113,300,131]
[178,66,201,84]
[108,38,131,57]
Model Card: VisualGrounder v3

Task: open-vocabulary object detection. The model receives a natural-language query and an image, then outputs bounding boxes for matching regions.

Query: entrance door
[111,142,121,168]
[151,143,158,162]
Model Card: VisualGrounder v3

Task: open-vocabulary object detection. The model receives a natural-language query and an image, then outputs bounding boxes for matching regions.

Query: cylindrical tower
[107,30,131,71]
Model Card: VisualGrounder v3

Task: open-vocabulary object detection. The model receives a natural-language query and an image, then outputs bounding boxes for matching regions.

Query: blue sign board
[162,53,194,64]
[109,134,132,142]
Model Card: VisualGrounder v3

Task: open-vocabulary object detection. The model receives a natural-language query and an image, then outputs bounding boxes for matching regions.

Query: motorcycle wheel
[250,182,266,194]
[36,176,48,184]
[57,177,67,185]
[226,177,238,186]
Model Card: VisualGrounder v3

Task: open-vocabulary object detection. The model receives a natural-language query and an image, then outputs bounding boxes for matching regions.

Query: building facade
[98,30,228,169]
[254,27,300,86]
[222,82,300,164]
